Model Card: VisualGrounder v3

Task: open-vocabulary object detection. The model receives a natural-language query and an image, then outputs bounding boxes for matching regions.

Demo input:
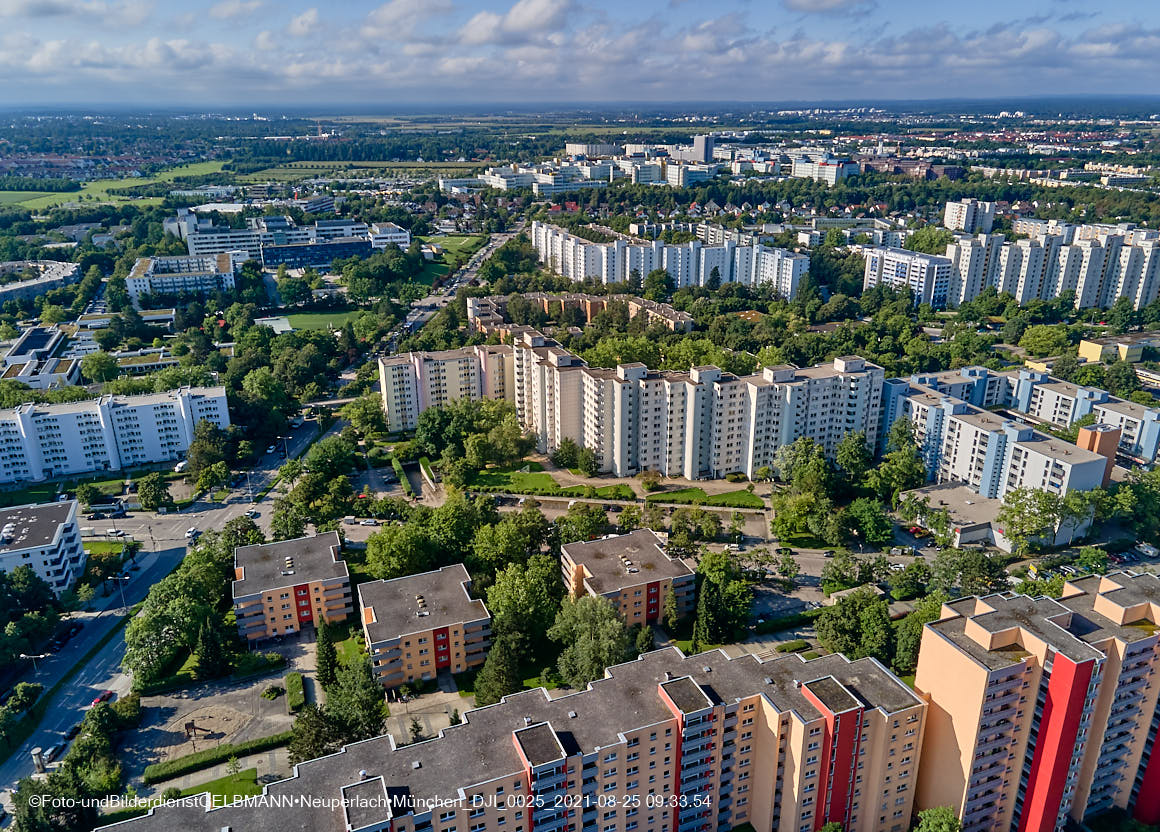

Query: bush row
[285,672,305,712]
[753,608,823,636]
[142,730,294,784]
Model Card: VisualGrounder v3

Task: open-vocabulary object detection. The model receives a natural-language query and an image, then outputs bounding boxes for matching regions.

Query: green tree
[80,350,119,383]
[365,523,435,579]
[618,503,641,532]
[474,634,523,706]
[486,554,564,651]
[1075,546,1109,574]
[557,503,608,544]
[890,560,932,601]
[913,805,961,832]
[549,596,632,688]
[315,623,338,689]
[288,704,343,764]
[995,487,1063,554]
[194,622,227,680]
[835,430,872,487]
[196,460,229,494]
[340,395,388,438]
[270,500,309,542]
[74,482,99,508]
[1018,324,1071,357]
[777,550,800,584]
[904,226,955,255]
[643,268,675,301]
[577,447,599,477]
[303,436,356,478]
[551,437,581,469]
[327,656,385,743]
[136,472,172,511]
[815,587,893,663]
[846,498,894,547]
[692,548,753,643]
[868,418,926,505]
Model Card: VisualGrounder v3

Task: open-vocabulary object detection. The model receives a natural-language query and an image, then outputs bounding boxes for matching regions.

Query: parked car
[244,509,259,519]
[44,742,64,763]
[90,690,114,707]
[86,512,106,521]
[65,723,81,740]
[266,445,277,455]
[359,519,379,526]
[889,562,906,572]
[185,527,199,539]
[822,550,836,558]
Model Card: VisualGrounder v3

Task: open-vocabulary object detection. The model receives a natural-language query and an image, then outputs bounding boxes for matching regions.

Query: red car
[90,690,114,707]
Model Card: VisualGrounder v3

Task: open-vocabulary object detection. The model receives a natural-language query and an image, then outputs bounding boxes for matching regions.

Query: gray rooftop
[562,529,693,594]
[358,564,488,644]
[0,500,76,553]
[232,532,347,599]
[98,648,920,832]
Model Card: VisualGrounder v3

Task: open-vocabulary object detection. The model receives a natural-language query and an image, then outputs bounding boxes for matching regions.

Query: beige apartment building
[915,572,1160,832]
[560,529,695,627]
[358,563,491,687]
[100,646,925,832]
[231,532,353,641]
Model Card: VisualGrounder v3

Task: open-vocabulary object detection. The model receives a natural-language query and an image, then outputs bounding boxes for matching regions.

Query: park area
[468,461,635,500]
[0,161,225,210]
[286,311,363,331]
[417,234,487,283]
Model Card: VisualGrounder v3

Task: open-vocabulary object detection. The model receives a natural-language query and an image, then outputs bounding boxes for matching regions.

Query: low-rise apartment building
[126,254,238,306]
[358,563,490,687]
[231,532,353,641]
[915,572,1160,832]
[560,529,695,626]
[0,260,81,304]
[0,500,85,593]
[0,386,229,484]
[100,646,926,832]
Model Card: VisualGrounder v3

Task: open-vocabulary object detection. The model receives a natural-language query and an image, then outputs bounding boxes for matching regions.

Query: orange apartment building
[561,529,696,627]
[231,531,353,641]
[102,646,926,832]
[358,563,491,687]
[915,571,1160,832]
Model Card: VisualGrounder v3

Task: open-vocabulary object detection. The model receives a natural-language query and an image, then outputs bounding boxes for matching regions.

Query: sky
[0,0,1159,109]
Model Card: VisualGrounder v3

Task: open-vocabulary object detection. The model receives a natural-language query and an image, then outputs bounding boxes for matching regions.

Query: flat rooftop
[0,500,75,553]
[100,647,921,832]
[232,532,347,599]
[562,529,693,594]
[359,564,488,643]
[902,483,1001,529]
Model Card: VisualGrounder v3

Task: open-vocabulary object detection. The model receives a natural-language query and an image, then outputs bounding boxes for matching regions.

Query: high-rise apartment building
[0,386,229,484]
[101,646,926,832]
[231,532,354,641]
[945,234,1005,308]
[915,572,1160,832]
[862,248,954,309]
[530,222,808,295]
[0,500,85,593]
[377,346,515,433]
[944,199,997,234]
[358,564,491,687]
[560,530,696,626]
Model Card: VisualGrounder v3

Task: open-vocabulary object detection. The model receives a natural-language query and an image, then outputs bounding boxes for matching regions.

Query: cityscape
[2,3,1160,832]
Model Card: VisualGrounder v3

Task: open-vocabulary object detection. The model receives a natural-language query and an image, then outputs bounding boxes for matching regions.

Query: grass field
[471,465,559,492]
[180,767,262,801]
[645,487,765,509]
[239,160,477,183]
[0,161,226,210]
[414,235,486,285]
[286,311,362,330]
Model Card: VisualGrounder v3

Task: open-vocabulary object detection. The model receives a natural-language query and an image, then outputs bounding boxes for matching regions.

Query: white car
[266,445,277,455]
[185,527,199,539]
[244,509,259,519]
[889,562,906,571]
[359,519,379,526]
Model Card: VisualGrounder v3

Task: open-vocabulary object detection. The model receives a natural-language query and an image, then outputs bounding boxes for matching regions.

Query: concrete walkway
[148,746,291,794]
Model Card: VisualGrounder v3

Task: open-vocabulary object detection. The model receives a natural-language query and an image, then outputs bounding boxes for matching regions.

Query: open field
[0,161,226,210]
[645,487,765,509]
[286,311,362,330]
[416,234,487,284]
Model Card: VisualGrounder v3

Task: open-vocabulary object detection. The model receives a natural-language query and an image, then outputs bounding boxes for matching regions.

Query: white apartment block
[664,163,716,187]
[994,237,1059,304]
[376,347,514,433]
[530,222,808,297]
[369,222,411,249]
[0,500,85,593]
[945,234,1005,307]
[943,199,996,233]
[0,386,229,484]
[126,254,238,307]
[862,247,953,308]
[789,155,859,184]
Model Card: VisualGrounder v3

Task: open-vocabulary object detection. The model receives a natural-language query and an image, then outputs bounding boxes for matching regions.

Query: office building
[530,222,808,296]
[232,532,353,641]
[377,346,515,433]
[259,238,374,270]
[565,142,622,157]
[915,573,1160,831]
[0,386,229,484]
[789,155,859,184]
[943,199,996,234]
[560,529,695,627]
[126,254,238,307]
[101,645,926,832]
[0,500,84,593]
[665,163,716,188]
[692,135,715,163]
[0,261,81,304]
[358,564,490,687]
[862,248,954,309]
[369,222,412,249]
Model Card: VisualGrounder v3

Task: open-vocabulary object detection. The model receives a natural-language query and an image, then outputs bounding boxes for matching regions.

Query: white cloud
[783,0,871,12]
[0,0,150,23]
[287,7,317,37]
[209,0,262,20]
[458,0,573,45]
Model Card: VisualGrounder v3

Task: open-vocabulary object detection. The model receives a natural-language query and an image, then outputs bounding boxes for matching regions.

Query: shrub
[260,685,284,701]
[753,609,823,636]
[725,472,747,483]
[285,672,305,712]
[142,731,294,784]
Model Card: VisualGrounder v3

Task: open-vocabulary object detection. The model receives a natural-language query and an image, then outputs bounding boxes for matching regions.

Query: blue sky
[0,0,1158,108]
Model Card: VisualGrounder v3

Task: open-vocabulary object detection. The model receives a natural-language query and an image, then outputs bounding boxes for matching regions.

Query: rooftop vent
[568,711,577,719]
[794,679,802,689]
[702,666,711,673]
[664,671,673,681]
[280,570,295,576]
[763,677,773,685]
[411,761,421,770]
[359,769,368,780]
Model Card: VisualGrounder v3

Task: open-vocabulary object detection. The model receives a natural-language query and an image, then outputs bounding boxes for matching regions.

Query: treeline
[0,176,80,192]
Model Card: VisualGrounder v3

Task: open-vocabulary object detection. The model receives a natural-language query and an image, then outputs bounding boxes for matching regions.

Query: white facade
[789,156,859,184]
[530,222,808,297]
[369,223,412,250]
[945,234,1005,307]
[126,255,237,306]
[0,500,85,593]
[862,247,953,308]
[0,387,229,484]
[943,199,996,233]
[377,347,514,433]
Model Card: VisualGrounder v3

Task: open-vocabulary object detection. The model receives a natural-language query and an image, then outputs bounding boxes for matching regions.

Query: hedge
[393,457,413,496]
[285,672,305,712]
[775,639,811,653]
[753,608,823,636]
[142,730,294,784]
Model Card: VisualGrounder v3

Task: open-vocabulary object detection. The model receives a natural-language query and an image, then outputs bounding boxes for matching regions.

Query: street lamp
[20,652,51,673]
[110,575,130,611]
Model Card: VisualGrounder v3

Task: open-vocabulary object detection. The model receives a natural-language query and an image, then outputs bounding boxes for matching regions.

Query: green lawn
[179,767,262,801]
[84,541,127,556]
[469,461,557,492]
[0,191,56,204]
[421,235,486,258]
[645,487,765,509]
[330,621,366,666]
[417,260,451,285]
[286,311,362,330]
[6,161,226,210]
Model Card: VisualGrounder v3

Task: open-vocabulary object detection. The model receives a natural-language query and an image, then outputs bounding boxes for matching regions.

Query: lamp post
[20,652,51,673]
[110,575,130,612]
